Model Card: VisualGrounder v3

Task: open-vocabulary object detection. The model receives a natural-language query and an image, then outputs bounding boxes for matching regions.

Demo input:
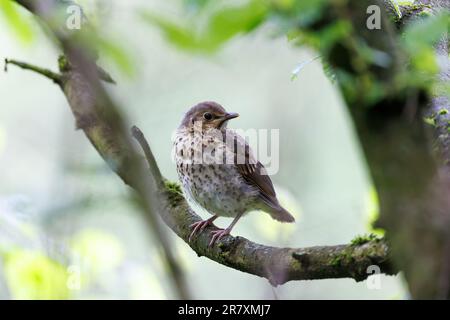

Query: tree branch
[132,126,396,285]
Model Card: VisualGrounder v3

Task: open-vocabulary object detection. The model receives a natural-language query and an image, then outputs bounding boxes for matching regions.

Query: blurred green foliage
[271,0,328,30]
[0,0,134,77]
[365,186,385,236]
[141,0,269,53]
[401,12,450,93]
[71,229,124,278]
[142,0,449,105]
[287,20,352,55]
[183,0,210,12]
[0,225,139,299]
[1,249,69,299]
[0,0,35,43]
[65,9,136,77]
[95,35,136,77]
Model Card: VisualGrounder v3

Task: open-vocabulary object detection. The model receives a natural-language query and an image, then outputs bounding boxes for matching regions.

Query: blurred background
[0,0,406,299]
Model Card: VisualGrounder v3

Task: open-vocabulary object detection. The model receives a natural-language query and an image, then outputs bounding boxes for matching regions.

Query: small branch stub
[4,58,62,85]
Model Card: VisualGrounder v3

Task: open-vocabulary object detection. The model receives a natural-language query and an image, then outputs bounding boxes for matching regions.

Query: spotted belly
[177,163,258,218]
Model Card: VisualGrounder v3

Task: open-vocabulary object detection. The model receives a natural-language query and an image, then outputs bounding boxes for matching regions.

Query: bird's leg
[189,215,218,242]
[209,212,243,247]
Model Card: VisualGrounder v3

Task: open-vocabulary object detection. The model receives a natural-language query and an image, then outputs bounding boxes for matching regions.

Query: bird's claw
[208,228,231,247]
[189,220,213,242]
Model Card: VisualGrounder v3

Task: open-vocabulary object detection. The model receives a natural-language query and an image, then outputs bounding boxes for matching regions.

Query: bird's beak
[223,112,239,121]
[217,112,239,129]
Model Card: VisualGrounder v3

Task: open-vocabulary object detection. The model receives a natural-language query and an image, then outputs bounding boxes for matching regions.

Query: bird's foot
[189,218,216,242]
[208,228,231,247]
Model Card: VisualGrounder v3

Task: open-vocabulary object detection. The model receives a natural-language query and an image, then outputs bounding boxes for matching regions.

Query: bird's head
[179,101,239,131]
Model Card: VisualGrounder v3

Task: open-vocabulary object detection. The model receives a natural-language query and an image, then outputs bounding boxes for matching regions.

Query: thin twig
[131,125,164,188]
[4,58,62,85]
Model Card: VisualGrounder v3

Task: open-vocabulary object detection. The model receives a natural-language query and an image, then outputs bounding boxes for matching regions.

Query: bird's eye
[203,112,213,121]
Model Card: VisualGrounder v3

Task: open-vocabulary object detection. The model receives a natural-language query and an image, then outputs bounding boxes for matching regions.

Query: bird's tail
[269,206,295,223]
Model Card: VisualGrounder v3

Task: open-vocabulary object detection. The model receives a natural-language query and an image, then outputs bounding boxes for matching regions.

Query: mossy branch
[161,176,396,285]
[383,0,432,27]
[132,126,397,284]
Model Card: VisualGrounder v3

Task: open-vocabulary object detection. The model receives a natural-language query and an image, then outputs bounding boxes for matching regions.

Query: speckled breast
[173,129,258,217]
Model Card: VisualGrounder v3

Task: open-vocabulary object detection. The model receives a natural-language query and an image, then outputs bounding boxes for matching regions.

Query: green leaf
[140,12,201,51]
[399,12,449,93]
[97,37,136,77]
[412,48,439,74]
[403,12,449,53]
[184,0,211,11]
[204,0,268,49]
[0,0,34,43]
[141,0,269,54]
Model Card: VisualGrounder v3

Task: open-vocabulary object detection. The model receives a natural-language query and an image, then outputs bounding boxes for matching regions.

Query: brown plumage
[237,161,294,223]
[173,101,294,246]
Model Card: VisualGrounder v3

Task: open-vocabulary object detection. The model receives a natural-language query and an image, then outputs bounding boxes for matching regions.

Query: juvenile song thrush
[173,101,295,246]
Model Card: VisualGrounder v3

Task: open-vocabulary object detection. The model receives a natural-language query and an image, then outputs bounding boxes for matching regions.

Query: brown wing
[238,161,282,209]
[227,131,281,210]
